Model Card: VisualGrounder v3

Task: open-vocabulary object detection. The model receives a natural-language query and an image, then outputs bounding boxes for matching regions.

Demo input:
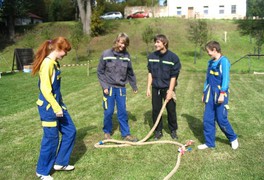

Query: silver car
[100,12,123,20]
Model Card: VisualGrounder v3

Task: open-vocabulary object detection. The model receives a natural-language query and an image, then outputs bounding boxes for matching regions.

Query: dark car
[127,11,149,19]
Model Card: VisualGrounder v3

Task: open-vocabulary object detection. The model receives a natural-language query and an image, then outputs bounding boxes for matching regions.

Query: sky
[159,0,165,6]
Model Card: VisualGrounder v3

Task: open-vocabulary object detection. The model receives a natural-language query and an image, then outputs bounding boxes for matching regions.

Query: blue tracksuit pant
[36,109,76,175]
[102,87,130,137]
[203,89,237,147]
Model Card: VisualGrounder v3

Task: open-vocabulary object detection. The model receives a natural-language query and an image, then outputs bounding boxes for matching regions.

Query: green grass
[0,18,264,179]
[0,64,263,179]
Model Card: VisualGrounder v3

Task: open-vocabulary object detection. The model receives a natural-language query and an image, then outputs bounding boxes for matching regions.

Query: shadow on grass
[182,113,236,146]
[143,110,170,135]
[215,137,230,146]
[71,125,97,164]
[181,114,204,143]
[144,110,152,127]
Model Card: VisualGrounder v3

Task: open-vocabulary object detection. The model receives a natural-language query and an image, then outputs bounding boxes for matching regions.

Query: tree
[1,0,31,41]
[77,0,92,35]
[27,0,46,20]
[70,22,83,63]
[125,0,158,6]
[187,19,210,64]
[142,26,156,55]
[236,19,264,55]
[247,0,264,18]
[48,0,75,21]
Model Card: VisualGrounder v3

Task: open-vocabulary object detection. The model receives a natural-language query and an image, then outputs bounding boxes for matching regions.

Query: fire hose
[94,92,194,179]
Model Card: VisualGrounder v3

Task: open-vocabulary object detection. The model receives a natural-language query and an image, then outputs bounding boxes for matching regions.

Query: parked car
[100,12,123,20]
[127,11,149,19]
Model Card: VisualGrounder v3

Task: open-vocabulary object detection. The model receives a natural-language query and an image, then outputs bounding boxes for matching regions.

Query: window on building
[177,7,182,15]
[203,6,209,15]
[231,5,236,14]
[219,5,224,14]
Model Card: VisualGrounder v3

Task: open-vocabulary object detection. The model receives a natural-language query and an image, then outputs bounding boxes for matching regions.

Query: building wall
[15,18,43,26]
[167,0,247,19]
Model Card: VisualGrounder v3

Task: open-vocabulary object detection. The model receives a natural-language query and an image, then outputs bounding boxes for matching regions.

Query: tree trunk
[7,15,15,41]
[77,0,91,35]
[194,46,197,64]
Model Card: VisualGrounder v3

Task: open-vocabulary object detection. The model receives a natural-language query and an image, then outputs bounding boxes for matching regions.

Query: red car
[127,11,149,19]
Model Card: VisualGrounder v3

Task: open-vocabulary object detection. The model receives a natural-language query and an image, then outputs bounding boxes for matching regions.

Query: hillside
[0,18,263,73]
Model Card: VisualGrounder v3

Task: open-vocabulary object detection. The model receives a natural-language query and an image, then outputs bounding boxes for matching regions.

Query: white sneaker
[36,173,53,180]
[54,164,75,171]
[198,144,209,150]
[231,139,239,150]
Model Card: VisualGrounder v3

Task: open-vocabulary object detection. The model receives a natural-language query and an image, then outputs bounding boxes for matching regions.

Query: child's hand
[218,94,224,103]
[56,110,63,117]
[104,89,109,95]
[146,88,151,97]
[166,90,173,100]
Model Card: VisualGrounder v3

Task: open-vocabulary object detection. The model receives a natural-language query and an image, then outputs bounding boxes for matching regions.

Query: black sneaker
[170,131,178,140]
[154,131,163,140]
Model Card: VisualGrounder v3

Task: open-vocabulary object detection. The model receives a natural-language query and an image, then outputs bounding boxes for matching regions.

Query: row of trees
[1,0,263,53]
[0,0,160,41]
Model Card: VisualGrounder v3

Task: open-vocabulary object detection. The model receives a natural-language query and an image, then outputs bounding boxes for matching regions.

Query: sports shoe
[170,131,178,140]
[123,135,138,142]
[36,173,53,180]
[231,138,239,150]
[104,133,111,140]
[154,131,163,140]
[53,165,75,171]
[198,144,209,150]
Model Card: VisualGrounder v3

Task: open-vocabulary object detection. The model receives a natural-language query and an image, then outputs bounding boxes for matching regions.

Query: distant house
[15,13,43,26]
[166,0,247,19]
[125,0,247,20]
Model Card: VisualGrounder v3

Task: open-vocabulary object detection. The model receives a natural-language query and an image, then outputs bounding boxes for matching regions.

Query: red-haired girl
[32,37,76,180]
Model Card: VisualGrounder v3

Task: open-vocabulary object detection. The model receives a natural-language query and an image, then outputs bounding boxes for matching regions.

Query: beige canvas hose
[94,92,194,179]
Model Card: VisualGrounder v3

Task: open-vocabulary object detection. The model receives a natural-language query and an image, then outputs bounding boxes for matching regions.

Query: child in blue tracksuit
[198,41,238,150]
[97,33,138,142]
[32,37,76,180]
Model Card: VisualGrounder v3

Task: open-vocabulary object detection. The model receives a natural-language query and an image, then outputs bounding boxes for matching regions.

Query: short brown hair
[154,34,169,49]
[205,41,221,53]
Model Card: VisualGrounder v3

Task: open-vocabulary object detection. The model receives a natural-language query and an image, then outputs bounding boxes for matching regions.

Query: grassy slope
[1,18,264,72]
[0,18,263,179]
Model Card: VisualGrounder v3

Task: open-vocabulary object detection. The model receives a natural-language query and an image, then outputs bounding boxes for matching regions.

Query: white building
[166,0,247,19]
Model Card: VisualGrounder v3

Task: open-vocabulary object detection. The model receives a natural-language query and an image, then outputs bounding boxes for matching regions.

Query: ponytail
[32,37,71,75]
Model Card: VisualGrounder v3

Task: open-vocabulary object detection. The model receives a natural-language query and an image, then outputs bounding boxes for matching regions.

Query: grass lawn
[0,62,263,179]
[0,18,264,179]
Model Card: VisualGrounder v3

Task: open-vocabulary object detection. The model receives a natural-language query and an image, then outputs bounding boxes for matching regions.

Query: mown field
[0,18,263,179]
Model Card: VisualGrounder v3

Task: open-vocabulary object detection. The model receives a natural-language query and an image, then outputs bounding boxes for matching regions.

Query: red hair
[32,37,71,75]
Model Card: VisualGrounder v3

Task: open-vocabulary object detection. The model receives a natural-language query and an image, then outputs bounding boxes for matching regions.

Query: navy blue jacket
[147,50,181,89]
[97,49,137,91]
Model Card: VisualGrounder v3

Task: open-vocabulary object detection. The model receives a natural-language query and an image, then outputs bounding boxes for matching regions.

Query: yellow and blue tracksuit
[97,49,137,137]
[147,50,181,132]
[203,56,237,147]
[36,58,76,175]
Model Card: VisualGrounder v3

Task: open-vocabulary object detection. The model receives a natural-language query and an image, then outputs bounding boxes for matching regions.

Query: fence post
[248,55,251,72]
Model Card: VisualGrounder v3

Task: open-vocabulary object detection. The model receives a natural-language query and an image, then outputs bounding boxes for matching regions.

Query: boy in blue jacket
[198,41,238,150]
